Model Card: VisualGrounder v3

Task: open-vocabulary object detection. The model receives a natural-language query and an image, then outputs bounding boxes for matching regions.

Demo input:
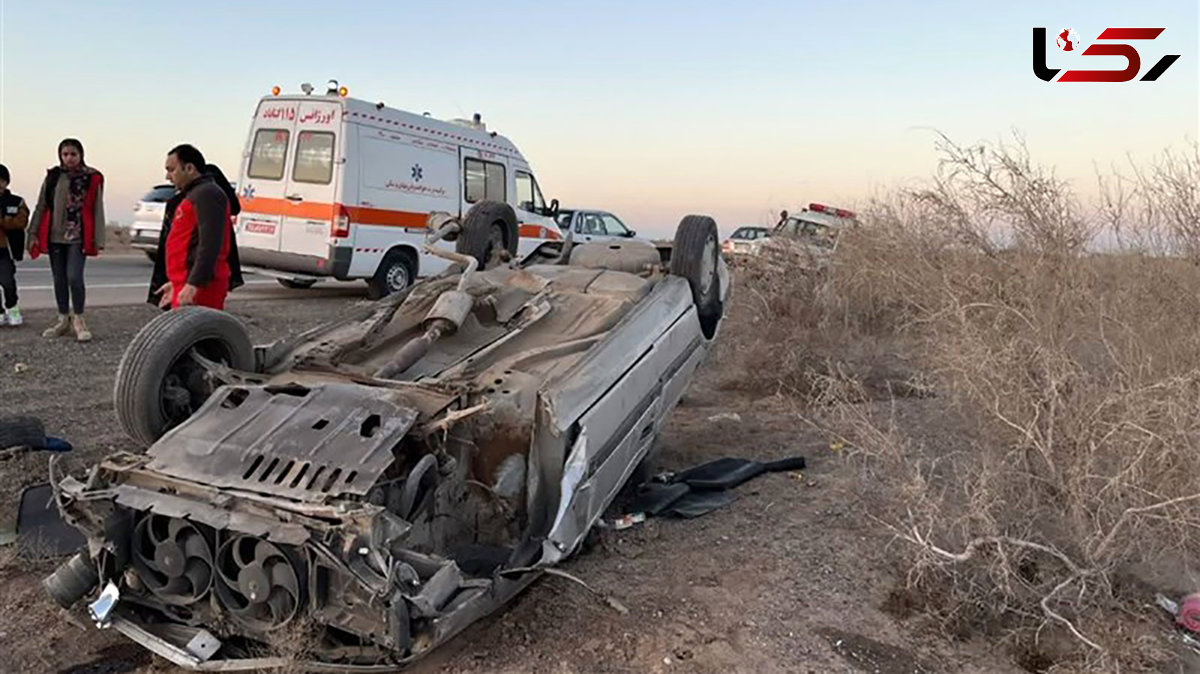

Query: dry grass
[728,133,1200,672]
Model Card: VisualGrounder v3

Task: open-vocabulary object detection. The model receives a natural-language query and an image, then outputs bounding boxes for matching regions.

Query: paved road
[14,252,366,309]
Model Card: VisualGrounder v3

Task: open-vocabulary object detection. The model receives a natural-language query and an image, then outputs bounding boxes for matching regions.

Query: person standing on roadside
[0,164,31,327]
[28,138,105,342]
[147,161,244,309]
[156,144,233,310]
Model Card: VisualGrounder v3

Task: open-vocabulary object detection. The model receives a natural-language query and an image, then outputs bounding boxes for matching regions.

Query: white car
[721,225,770,257]
[130,184,176,261]
[555,208,645,245]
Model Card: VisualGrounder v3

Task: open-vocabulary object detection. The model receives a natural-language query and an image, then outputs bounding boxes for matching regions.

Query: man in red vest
[156,144,232,310]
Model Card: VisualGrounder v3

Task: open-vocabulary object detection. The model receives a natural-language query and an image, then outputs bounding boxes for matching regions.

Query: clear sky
[0,0,1196,237]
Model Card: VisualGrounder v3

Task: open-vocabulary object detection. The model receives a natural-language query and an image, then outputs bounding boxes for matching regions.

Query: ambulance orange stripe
[241,197,426,227]
[241,196,562,240]
[241,197,338,221]
[346,205,428,229]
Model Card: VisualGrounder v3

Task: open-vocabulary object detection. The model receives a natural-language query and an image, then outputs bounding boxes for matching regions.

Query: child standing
[0,164,30,326]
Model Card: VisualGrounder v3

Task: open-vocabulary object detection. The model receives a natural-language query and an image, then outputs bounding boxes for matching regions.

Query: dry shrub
[253,617,325,672]
[734,133,1200,671]
[716,231,922,400]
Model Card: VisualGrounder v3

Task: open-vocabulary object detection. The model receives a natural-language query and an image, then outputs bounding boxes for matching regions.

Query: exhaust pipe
[375,219,479,380]
[43,552,99,609]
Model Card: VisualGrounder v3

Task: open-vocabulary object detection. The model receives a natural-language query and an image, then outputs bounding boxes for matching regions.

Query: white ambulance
[234,80,563,298]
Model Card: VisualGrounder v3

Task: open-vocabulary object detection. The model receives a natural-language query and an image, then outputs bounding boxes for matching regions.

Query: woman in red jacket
[28,138,105,342]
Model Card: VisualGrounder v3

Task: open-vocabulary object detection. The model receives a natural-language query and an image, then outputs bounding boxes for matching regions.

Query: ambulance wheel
[670,215,722,338]
[457,200,519,269]
[277,278,316,290]
[366,249,416,300]
[114,307,255,447]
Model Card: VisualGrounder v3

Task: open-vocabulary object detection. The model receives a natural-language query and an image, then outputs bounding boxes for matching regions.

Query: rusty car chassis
[42,205,729,670]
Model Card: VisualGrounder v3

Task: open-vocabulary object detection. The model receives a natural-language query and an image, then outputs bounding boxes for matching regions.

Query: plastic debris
[1178,593,1200,633]
[1157,593,1180,616]
[706,412,742,424]
[89,581,121,628]
[613,512,646,530]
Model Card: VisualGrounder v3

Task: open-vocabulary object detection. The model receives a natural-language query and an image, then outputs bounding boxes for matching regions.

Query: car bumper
[129,229,160,249]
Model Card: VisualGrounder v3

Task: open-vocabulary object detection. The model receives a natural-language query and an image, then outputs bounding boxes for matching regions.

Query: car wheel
[669,215,722,337]
[277,278,316,290]
[366,249,417,300]
[456,200,519,269]
[114,307,254,447]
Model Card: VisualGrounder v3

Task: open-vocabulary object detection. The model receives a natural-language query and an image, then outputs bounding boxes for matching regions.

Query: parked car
[42,201,729,671]
[721,225,770,256]
[130,184,176,261]
[555,208,645,245]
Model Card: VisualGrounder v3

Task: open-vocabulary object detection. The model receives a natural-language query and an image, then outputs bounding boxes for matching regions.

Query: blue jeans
[49,243,86,315]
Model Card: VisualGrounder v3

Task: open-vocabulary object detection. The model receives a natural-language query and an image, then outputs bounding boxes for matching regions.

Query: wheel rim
[698,233,717,297]
[158,339,236,432]
[385,261,410,292]
[483,223,506,266]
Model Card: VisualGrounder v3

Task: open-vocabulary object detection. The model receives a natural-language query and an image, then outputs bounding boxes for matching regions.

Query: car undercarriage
[42,202,729,670]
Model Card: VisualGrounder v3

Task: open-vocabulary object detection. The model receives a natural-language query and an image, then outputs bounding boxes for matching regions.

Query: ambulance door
[280,101,342,260]
[514,168,561,253]
[237,100,297,252]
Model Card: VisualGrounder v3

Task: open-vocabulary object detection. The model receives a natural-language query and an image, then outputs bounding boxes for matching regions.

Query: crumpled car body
[44,212,729,671]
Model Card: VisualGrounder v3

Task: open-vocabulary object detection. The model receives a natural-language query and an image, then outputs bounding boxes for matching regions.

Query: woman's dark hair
[58,138,86,167]
[204,163,241,216]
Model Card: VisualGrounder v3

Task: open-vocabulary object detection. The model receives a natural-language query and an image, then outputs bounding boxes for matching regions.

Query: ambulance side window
[248,129,289,180]
[516,171,547,212]
[465,158,506,204]
[293,131,335,185]
[516,172,533,210]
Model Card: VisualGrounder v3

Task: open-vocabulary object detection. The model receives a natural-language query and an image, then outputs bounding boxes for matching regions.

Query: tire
[277,278,316,290]
[114,307,255,447]
[0,415,45,449]
[143,250,158,263]
[366,249,417,300]
[455,200,519,269]
[669,215,722,336]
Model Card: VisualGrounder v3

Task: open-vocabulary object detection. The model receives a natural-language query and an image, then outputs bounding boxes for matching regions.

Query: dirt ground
[0,295,1035,673]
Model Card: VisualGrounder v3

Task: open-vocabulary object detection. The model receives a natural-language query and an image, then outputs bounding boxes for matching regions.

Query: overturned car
[42,201,729,670]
